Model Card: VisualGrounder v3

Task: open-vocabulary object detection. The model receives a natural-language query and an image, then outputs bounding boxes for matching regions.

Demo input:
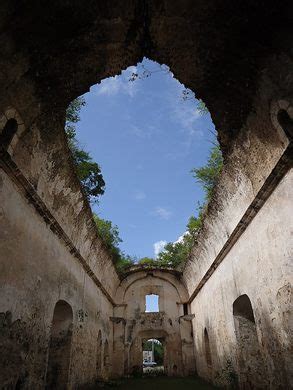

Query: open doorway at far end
[142,338,164,376]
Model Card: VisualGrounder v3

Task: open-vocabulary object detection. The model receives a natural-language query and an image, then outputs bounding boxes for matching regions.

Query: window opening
[145,294,159,312]
[183,303,188,315]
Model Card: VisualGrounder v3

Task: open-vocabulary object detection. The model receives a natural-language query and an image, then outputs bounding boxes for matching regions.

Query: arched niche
[204,328,212,369]
[46,300,73,389]
[270,99,293,145]
[128,329,182,377]
[103,339,110,374]
[0,107,25,155]
[233,294,267,388]
[96,330,102,378]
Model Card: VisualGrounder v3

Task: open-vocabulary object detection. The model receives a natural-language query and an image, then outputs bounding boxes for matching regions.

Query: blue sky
[76,58,216,259]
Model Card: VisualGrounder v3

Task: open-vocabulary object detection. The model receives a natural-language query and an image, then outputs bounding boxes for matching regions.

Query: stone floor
[105,376,217,389]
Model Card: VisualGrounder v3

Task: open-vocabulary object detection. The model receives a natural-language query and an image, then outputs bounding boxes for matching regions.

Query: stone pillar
[110,316,126,378]
[179,314,197,376]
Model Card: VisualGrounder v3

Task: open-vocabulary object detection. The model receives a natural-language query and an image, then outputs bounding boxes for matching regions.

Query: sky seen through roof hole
[75,58,216,260]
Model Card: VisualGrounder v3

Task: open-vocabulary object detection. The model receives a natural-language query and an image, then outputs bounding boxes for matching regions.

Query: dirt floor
[105,376,217,389]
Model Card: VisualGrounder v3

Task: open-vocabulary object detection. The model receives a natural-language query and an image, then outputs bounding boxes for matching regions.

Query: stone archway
[46,300,73,389]
[128,329,182,377]
[233,294,267,389]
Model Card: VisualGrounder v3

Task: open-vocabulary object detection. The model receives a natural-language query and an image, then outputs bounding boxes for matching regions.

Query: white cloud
[133,190,146,201]
[153,232,189,258]
[95,66,139,98]
[153,240,167,257]
[153,207,173,220]
[174,231,189,243]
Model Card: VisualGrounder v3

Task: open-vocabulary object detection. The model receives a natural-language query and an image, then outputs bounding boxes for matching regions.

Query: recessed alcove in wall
[0,108,25,155]
[277,109,293,140]
[204,328,212,368]
[46,300,73,389]
[96,330,102,378]
[233,294,267,387]
[271,99,293,145]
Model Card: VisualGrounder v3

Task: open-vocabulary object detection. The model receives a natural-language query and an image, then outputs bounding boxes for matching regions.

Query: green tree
[66,97,105,203]
[196,99,209,115]
[93,213,135,273]
[139,257,157,266]
[65,96,86,138]
[115,253,135,274]
[93,214,121,248]
[191,145,223,201]
[187,214,202,234]
[157,240,189,269]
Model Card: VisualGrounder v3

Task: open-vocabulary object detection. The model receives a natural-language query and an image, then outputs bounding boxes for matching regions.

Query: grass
[104,376,217,389]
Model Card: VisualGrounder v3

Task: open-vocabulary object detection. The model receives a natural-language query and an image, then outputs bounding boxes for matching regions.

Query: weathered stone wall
[0,166,115,388]
[113,269,196,377]
[183,56,293,388]
[189,170,292,388]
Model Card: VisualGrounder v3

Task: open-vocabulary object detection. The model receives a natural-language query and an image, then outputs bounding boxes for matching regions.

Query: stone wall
[113,269,195,377]
[183,56,293,388]
[189,170,292,388]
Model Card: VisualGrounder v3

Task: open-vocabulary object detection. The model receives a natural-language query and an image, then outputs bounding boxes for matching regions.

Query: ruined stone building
[0,1,292,389]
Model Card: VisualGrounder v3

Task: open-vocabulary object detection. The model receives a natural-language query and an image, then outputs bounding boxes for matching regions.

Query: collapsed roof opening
[66,58,220,273]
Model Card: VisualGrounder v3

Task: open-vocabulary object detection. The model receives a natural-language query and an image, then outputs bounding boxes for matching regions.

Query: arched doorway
[46,300,73,389]
[129,329,182,376]
[142,338,164,375]
[233,294,267,388]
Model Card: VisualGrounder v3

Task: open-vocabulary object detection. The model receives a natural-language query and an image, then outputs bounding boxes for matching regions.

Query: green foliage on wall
[93,213,135,273]
[66,97,105,203]
[191,145,223,201]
